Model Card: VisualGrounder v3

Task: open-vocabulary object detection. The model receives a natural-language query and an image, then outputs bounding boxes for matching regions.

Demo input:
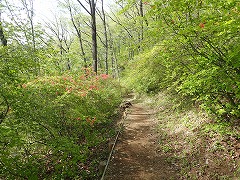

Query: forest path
[104,96,179,180]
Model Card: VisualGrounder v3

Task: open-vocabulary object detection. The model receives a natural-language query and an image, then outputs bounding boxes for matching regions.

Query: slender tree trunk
[139,0,144,41]
[101,0,108,74]
[0,1,7,46]
[137,0,144,51]
[67,2,87,68]
[90,0,98,74]
[114,47,119,79]
[22,0,39,75]
[0,22,7,46]
[78,28,88,68]
[76,0,98,73]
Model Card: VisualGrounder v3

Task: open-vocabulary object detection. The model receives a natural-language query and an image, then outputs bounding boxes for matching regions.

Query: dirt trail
[105,99,179,180]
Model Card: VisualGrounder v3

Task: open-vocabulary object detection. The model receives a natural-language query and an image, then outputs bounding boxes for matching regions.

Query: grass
[145,91,240,179]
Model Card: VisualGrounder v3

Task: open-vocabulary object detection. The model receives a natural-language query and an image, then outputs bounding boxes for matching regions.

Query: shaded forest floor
[105,93,240,180]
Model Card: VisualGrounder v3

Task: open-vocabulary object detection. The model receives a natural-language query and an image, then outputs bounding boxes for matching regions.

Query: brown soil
[105,100,179,180]
[104,94,240,179]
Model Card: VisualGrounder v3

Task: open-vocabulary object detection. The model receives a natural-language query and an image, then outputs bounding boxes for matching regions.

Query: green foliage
[150,91,239,179]
[0,69,122,179]
[1,0,240,178]
[121,0,240,121]
[0,1,125,178]
[122,45,167,93]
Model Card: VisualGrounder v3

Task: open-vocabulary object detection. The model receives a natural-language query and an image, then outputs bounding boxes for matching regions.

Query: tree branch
[76,0,91,15]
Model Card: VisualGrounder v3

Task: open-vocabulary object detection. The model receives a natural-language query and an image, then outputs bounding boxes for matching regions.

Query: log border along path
[103,95,178,180]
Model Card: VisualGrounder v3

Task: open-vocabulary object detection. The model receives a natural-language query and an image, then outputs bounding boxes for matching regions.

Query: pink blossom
[89,85,98,90]
[100,74,109,80]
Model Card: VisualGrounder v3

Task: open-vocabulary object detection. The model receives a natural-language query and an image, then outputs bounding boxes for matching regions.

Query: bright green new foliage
[0,68,122,179]
[122,0,240,121]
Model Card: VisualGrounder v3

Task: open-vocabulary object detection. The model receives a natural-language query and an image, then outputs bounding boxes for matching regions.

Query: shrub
[0,69,123,179]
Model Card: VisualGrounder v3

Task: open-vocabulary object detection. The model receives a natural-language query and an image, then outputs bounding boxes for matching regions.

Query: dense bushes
[122,0,240,122]
[123,46,167,93]
[0,69,123,179]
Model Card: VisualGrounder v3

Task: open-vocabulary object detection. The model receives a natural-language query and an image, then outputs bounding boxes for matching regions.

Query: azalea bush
[0,68,123,179]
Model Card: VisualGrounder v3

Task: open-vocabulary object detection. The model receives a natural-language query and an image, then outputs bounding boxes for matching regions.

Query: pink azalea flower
[100,74,109,80]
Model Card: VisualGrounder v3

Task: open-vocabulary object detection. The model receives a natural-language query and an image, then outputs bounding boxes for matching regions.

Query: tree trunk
[139,0,144,41]
[67,2,88,68]
[76,0,98,73]
[22,0,38,74]
[90,0,98,74]
[0,22,7,46]
[0,1,7,46]
[101,0,108,74]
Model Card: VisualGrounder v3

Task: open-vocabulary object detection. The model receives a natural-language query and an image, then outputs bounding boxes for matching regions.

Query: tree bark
[139,0,144,42]
[90,0,98,74]
[101,0,108,74]
[67,1,88,68]
[0,1,7,46]
[77,0,98,74]
[0,22,7,46]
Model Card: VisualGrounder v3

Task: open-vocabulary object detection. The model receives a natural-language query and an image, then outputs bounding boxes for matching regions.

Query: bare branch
[76,0,91,15]
[107,11,133,38]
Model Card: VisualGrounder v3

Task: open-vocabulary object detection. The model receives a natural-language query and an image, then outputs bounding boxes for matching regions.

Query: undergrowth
[0,69,124,179]
[146,92,240,179]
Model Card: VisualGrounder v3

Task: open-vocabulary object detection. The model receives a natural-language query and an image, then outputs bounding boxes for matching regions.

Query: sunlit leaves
[0,67,122,178]
[121,0,240,120]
